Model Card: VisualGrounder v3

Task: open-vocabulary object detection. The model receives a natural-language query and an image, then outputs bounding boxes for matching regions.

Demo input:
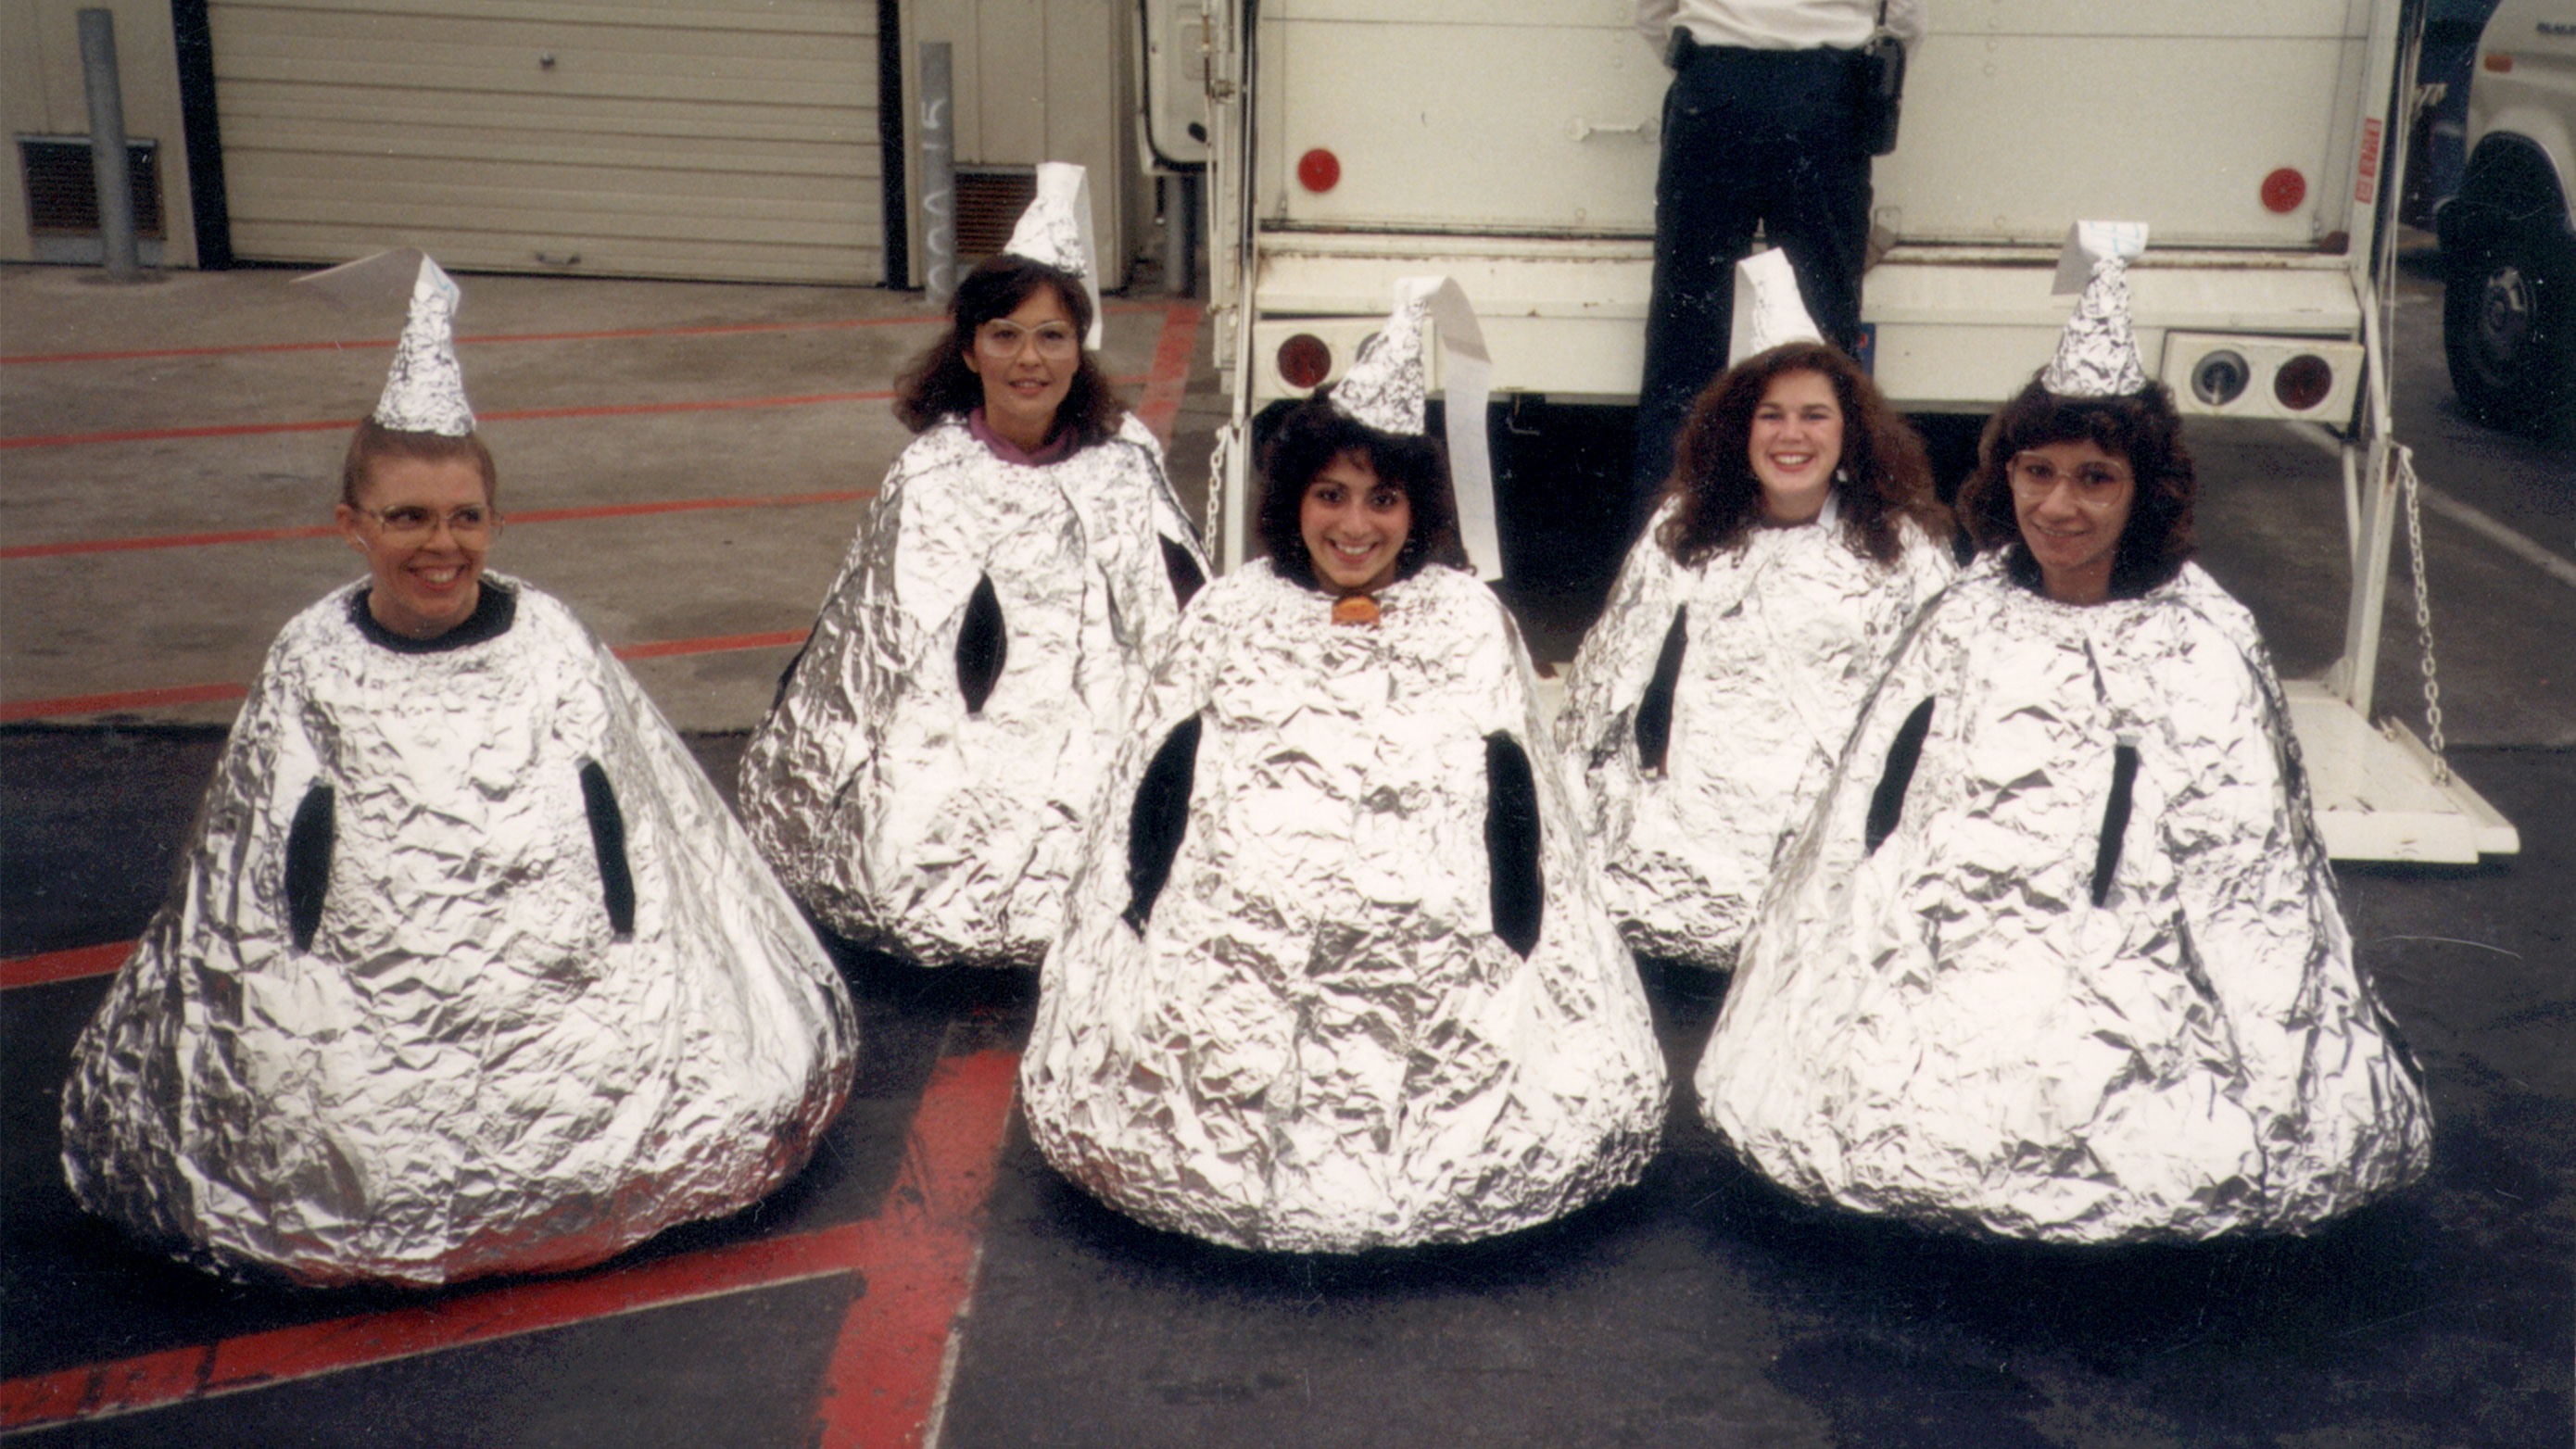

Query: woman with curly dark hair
[1023,290,1664,1254]
[740,165,1209,969]
[1698,228,2430,1245]
[1559,330,1953,971]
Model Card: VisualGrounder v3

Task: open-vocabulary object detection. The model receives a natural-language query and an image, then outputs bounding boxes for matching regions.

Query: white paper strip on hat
[1002,161,1105,350]
[1727,248,1826,366]
[1328,277,1502,580]
[2041,220,2152,399]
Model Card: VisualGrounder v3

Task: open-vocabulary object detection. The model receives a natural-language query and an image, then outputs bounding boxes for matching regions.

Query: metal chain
[2393,443,2450,783]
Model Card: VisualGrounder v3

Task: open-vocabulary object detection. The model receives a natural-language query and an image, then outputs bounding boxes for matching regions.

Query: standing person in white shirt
[1629,0,1926,520]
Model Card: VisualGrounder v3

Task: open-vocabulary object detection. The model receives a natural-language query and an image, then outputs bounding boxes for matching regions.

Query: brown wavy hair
[1656,342,1947,570]
[340,419,498,508]
[1255,394,1468,591]
[1955,373,2196,599]
[891,255,1127,447]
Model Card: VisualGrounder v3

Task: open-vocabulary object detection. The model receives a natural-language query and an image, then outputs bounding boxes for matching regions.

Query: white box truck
[1168,0,2516,861]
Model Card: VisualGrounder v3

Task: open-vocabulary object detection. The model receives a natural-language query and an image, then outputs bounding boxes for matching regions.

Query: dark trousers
[1631,42,1874,510]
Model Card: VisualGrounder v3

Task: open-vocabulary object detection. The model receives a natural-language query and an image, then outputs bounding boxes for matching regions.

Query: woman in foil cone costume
[1024,286,1667,1253]
[1698,225,2432,1243]
[739,164,1208,967]
[1560,253,1953,969]
[60,256,859,1288]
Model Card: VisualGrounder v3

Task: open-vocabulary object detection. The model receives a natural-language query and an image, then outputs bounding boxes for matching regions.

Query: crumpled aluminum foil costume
[1697,557,2432,1241]
[62,576,859,1287]
[1023,562,1668,1252]
[739,414,1207,966]
[1559,496,1953,967]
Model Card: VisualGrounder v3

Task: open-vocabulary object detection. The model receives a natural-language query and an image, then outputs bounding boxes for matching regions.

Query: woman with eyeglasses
[739,172,1207,969]
[1692,353,2434,1243]
[60,258,857,1287]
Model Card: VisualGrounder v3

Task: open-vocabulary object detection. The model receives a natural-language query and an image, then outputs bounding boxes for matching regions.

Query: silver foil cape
[1698,558,2432,1242]
[739,414,1207,967]
[61,577,859,1288]
[1023,562,1668,1252]
[1559,501,1953,967]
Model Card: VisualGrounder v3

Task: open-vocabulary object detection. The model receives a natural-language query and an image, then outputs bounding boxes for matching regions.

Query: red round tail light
[1296,148,1342,193]
[2261,168,2306,214]
[1278,334,1332,390]
[2274,354,2333,410]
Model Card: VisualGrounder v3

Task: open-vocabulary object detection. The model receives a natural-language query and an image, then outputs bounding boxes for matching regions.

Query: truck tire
[2443,221,2576,437]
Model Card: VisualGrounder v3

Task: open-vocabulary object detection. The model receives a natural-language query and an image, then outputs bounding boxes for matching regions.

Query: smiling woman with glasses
[1693,236,2432,1247]
[57,257,859,1289]
[739,165,1211,971]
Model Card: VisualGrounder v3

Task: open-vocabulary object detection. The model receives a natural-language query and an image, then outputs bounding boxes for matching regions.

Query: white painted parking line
[2279,422,2576,591]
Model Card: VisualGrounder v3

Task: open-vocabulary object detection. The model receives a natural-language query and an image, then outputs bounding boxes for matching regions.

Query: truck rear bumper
[1239,235,2368,419]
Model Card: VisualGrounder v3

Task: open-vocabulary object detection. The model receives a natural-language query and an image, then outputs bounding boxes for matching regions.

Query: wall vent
[954,168,1037,262]
[19,136,164,238]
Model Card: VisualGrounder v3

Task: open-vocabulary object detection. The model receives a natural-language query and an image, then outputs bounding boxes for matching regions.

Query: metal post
[78,8,142,280]
[918,42,955,308]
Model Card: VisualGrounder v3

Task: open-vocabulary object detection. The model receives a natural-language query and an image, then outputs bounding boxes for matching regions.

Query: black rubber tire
[2443,220,2576,438]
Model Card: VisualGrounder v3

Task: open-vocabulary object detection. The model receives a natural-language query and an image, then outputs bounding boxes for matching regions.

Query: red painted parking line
[0,683,250,723]
[1,941,132,989]
[618,630,809,662]
[1,489,877,561]
[1135,301,1204,447]
[2,628,806,723]
[812,1050,1020,1449]
[0,1049,1022,1435]
[0,390,898,452]
[1,297,1173,367]
[4,358,1158,452]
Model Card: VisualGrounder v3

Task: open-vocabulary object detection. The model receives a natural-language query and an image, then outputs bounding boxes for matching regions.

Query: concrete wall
[1,0,198,268]
[896,0,1143,290]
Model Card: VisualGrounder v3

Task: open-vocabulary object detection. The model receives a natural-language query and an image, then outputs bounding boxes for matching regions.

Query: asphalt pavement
[1,256,2569,1449]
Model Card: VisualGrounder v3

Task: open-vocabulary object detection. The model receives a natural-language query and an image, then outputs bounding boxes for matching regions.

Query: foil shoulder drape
[1559,501,1953,966]
[1023,562,1668,1253]
[59,577,859,1289]
[1697,558,2433,1242]
[739,414,1208,967]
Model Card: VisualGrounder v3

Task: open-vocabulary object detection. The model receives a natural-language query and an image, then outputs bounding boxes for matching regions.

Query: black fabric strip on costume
[955,573,1007,713]
[1484,733,1546,958]
[347,581,517,653]
[2090,743,2140,907]
[1161,536,1206,610]
[1635,607,1689,775]
[579,761,637,937]
[1865,698,1937,854]
[770,632,814,713]
[283,784,335,951]
[1122,714,1203,934]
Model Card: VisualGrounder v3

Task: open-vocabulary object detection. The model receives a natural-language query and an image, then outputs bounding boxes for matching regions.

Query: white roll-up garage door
[208,0,883,284]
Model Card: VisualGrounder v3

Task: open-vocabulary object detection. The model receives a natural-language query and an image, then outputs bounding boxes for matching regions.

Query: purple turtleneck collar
[966,408,1075,467]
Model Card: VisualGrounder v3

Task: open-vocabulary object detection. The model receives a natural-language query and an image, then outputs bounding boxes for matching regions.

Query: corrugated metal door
[207,0,882,283]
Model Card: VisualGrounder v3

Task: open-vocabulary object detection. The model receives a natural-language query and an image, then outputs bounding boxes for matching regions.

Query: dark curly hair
[1955,373,2197,599]
[891,254,1127,447]
[1255,394,1468,592]
[1656,341,1948,570]
[341,418,498,509]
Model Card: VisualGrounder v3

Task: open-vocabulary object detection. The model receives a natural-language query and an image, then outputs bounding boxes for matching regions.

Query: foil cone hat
[374,256,474,435]
[2041,220,2151,397]
[1326,277,1502,580]
[1003,161,1105,349]
[1727,248,1826,366]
